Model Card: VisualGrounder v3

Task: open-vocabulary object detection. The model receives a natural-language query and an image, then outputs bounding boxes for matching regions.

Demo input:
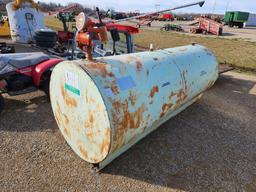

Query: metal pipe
[50,44,218,170]
[113,1,205,23]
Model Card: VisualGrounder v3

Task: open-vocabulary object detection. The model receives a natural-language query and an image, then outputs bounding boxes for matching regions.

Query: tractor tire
[35,30,57,48]
[0,94,5,114]
[41,79,50,98]
[35,30,57,37]
[40,70,52,98]
[35,35,57,43]
[238,23,243,28]
[219,28,223,36]
[36,41,56,48]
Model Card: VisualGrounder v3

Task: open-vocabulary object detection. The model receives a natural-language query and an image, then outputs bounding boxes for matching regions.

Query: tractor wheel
[0,94,5,114]
[35,35,57,43]
[238,23,244,28]
[40,70,52,99]
[35,30,57,37]
[41,79,50,99]
[36,41,56,48]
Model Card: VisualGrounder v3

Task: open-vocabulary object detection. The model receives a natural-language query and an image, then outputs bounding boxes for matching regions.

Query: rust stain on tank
[160,103,173,118]
[55,101,61,126]
[176,89,188,106]
[110,100,128,152]
[110,99,146,152]
[86,62,115,78]
[64,114,69,125]
[128,91,137,106]
[85,112,94,129]
[61,85,77,108]
[160,90,187,118]
[85,130,94,140]
[149,86,159,98]
[89,114,94,124]
[111,81,120,95]
[128,105,145,129]
[100,128,111,154]
[63,127,71,139]
[78,143,88,159]
[136,60,143,71]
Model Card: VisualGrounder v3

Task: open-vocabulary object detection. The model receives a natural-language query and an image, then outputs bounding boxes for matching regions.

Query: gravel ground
[0,71,256,192]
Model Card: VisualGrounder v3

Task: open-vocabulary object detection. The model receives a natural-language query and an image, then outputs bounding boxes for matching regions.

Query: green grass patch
[45,16,75,31]
[134,29,256,71]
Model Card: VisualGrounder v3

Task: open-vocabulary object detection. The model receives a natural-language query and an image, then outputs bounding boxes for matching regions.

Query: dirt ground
[125,21,256,42]
[1,71,256,192]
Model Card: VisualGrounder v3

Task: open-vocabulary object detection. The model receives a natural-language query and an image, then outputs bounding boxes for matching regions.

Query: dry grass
[134,29,256,71]
[44,16,75,31]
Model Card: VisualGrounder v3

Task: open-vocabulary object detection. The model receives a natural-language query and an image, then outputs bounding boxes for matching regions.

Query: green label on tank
[65,83,80,96]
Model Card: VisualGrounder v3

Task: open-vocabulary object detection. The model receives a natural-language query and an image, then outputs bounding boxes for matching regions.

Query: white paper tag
[65,71,81,96]
[65,72,78,88]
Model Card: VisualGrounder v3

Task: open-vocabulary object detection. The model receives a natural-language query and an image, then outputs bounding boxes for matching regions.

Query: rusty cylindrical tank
[50,44,218,170]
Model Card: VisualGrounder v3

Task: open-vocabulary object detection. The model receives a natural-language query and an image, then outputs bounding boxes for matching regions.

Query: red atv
[0,52,62,113]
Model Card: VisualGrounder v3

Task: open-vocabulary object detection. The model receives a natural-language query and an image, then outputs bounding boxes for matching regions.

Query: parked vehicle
[0,53,62,113]
[190,16,223,36]
[161,24,184,32]
[245,13,256,27]
[158,13,174,21]
[224,11,249,28]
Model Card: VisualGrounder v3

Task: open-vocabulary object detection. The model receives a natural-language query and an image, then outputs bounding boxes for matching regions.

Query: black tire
[41,79,50,98]
[40,71,52,98]
[35,33,56,39]
[238,23,243,28]
[35,31,57,37]
[219,28,223,36]
[36,41,56,48]
[35,35,57,42]
[0,94,4,113]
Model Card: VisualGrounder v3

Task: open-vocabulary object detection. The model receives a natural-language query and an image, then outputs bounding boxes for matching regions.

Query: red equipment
[76,11,109,60]
[190,17,223,36]
[75,9,139,61]
[106,23,139,34]
[0,53,63,112]
[115,1,205,28]
[162,13,174,21]
[57,31,74,44]
[48,4,80,16]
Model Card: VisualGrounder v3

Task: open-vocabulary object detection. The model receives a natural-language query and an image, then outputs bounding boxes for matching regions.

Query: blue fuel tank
[50,44,218,169]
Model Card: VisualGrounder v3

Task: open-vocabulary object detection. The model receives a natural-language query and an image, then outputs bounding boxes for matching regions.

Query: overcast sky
[41,0,255,14]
